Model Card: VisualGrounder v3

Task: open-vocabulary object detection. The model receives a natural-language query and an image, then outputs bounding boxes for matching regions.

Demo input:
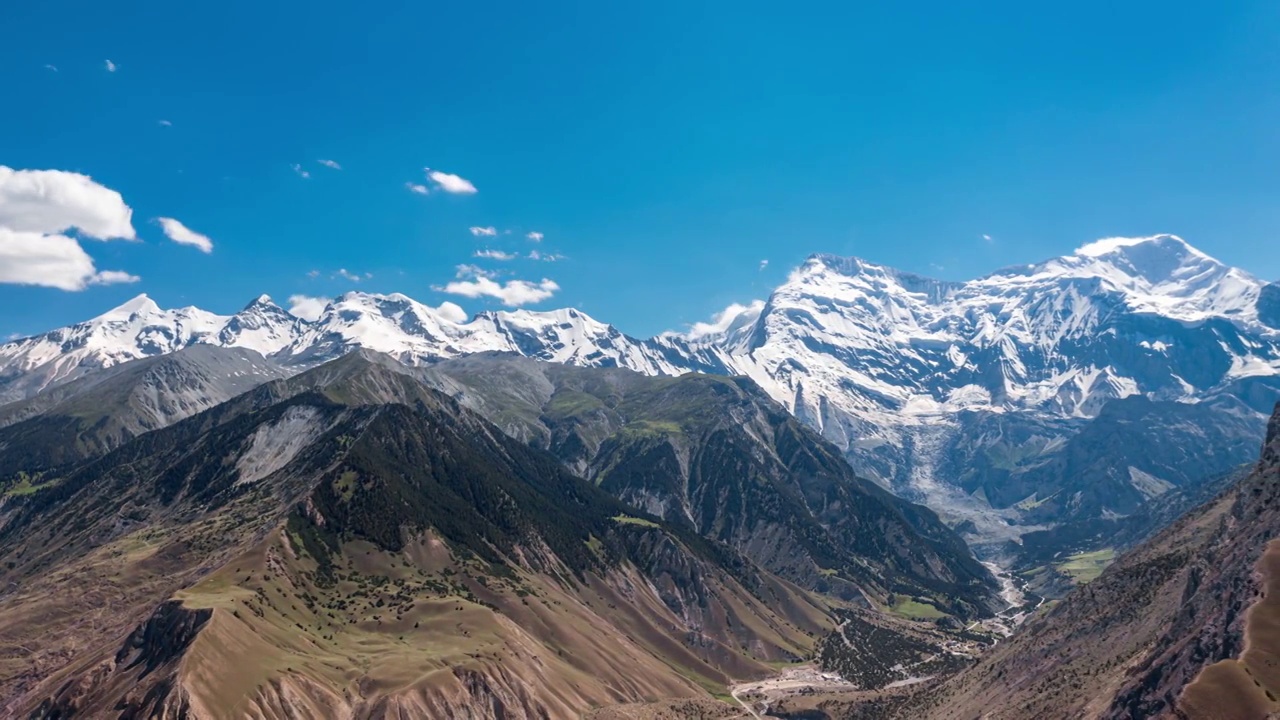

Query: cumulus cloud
[526,231,543,242]
[291,163,311,179]
[527,250,563,262]
[425,168,477,194]
[405,182,429,195]
[684,300,766,341]
[440,275,559,306]
[0,229,138,290]
[157,217,213,253]
[433,301,468,323]
[0,166,136,239]
[474,249,517,260]
[317,159,341,170]
[287,294,330,321]
[469,226,498,237]
[104,59,117,72]
[0,166,139,290]
[759,259,769,270]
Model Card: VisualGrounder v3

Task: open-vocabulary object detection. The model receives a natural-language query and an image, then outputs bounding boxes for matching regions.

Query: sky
[2,0,1280,339]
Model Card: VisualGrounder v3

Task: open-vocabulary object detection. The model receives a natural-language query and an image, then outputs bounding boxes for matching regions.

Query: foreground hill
[0,352,998,718]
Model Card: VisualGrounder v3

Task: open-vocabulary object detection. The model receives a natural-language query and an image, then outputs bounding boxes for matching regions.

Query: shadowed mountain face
[0,345,289,475]
[420,353,1000,618]
[2,353,988,717]
[836,402,1280,720]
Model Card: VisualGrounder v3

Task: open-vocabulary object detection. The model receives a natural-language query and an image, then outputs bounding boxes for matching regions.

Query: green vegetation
[2,472,56,497]
[888,595,946,620]
[1056,548,1117,584]
[611,514,659,528]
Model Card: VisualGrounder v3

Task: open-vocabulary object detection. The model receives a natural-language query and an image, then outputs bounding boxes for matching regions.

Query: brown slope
[881,403,1280,720]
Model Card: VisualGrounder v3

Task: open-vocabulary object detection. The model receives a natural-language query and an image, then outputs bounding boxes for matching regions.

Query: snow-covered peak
[990,234,1263,325]
[97,293,162,322]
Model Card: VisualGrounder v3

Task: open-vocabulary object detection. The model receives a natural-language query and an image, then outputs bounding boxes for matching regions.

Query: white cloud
[0,229,138,290]
[44,64,58,72]
[759,259,769,270]
[469,226,498,237]
[0,166,140,291]
[317,159,341,170]
[474,249,517,260]
[287,294,330,321]
[334,268,371,282]
[157,217,213,253]
[440,275,559,306]
[684,300,765,341]
[982,234,993,243]
[306,269,320,278]
[0,166,136,239]
[527,250,564,262]
[434,301,468,323]
[158,119,172,127]
[405,182,429,195]
[526,231,544,242]
[425,168,477,194]
[291,163,311,179]
[454,263,495,279]
[104,59,117,73]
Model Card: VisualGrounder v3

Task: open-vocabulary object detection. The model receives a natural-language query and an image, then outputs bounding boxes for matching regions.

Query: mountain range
[4,234,1276,558]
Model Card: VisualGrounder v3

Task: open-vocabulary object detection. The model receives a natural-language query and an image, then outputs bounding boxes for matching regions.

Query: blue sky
[2,0,1279,338]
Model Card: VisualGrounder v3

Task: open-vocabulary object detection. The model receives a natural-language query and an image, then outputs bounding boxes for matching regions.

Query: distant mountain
[871,402,1280,720]
[0,345,288,473]
[3,235,1276,551]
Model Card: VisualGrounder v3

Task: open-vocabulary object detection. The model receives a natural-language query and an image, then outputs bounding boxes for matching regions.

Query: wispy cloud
[104,59,117,73]
[474,249,517,260]
[156,217,214,253]
[306,269,321,278]
[405,182,429,195]
[683,300,765,341]
[527,250,564,262]
[469,226,498,237]
[759,259,769,270]
[157,119,172,127]
[291,163,311,179]
[425,168,477,194]
[43,64,58,73]
[526,231,544,242]
[454,264,496,279]
[982,234,993,243]
[287,294,330,321]
[317,159,341,170]
[334,268,371,282]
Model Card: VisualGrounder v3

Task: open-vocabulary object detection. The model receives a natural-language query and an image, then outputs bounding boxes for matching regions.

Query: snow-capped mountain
[3,234,1277,547]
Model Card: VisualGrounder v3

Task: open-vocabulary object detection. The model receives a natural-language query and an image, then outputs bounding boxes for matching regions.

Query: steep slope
[859,402,1280,720]
[0,354,833,718]
[0,345,289,476]
[421,353,999,618]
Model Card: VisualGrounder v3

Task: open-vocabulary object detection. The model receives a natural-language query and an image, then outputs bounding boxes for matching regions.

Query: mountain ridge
[3,234,1277,551]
